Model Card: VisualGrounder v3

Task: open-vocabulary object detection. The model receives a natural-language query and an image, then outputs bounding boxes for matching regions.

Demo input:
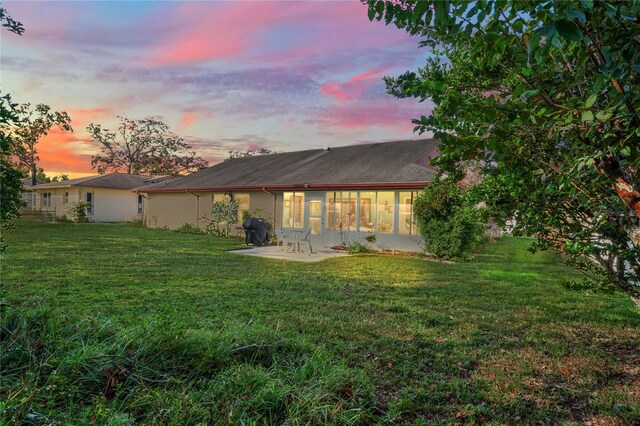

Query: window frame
[282,192,304,228]
[85,192,94,215]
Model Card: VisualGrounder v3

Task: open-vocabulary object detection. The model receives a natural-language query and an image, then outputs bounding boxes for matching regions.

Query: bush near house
[66,201,89,223]
[414,178,484,260]
[2,221,639,424]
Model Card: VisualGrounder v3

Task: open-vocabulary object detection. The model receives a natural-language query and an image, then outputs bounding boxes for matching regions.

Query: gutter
[186,190,201,227]
[262,187,277,232]
[138,182,430,194]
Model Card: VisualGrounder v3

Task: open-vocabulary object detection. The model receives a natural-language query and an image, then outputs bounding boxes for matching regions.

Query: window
[86,192,94,215]
[326,192,339,230]
[137,195,144,214]
[398,192,419,235]
[212,193,231,203]
[42,192,52,208]
[376,191,394,233]
[358,192,376,232]
[283,192,304,228]
[232,193,250,223]
[63,192,69,204]
[326,192,356,231]
[340,192,356,231]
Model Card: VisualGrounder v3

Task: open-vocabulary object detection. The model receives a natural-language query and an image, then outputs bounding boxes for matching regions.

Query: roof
[33,173,164,190]
[136,139,439,193]
[21,178,46,188]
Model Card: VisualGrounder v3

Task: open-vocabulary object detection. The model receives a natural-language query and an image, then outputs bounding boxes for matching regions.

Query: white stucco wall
[34,187,141,222]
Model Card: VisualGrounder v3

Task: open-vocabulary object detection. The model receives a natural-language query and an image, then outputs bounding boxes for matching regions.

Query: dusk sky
[2,0,432,177]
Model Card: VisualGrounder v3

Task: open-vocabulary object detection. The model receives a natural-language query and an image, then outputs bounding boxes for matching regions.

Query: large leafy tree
[0,7,25,251]
[365,0,640,303]
[89,116,209,176]
[13,103,73,185]
[226,147,276,160]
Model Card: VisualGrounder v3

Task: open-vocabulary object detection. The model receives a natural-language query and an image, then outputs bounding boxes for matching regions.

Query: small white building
[32,173,163,222]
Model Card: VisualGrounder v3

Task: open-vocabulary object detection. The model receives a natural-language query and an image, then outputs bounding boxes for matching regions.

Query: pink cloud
[146,2,282,65]
[37,129,94,173]
[321,68,389,101]
[312,98,430,131]
[145,2,412,66]
[66,107,114,128]
[181,110,197,128]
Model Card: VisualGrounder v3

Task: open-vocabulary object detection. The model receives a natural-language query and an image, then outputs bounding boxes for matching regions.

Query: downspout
[186,190,200,228]
[262,187,276,232]
[134,191,149,225]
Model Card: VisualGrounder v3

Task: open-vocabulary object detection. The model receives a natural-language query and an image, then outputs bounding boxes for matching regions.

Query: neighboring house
[136,139,439,251]
[21,178,45,209]
[32,173,168,222]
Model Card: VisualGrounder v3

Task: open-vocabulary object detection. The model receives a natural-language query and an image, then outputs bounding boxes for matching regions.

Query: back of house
[136,139,438,251]
[32,173,163,222]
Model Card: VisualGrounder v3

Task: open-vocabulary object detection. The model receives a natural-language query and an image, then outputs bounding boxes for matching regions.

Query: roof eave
[135,182,430,193]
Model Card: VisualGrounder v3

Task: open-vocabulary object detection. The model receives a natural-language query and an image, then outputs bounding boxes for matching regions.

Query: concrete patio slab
[229,246,348,262]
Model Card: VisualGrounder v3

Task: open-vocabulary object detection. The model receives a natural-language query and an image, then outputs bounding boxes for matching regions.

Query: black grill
[242,217,271,246]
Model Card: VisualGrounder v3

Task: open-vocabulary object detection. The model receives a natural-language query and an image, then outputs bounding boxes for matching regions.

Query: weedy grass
[2,221,639,424]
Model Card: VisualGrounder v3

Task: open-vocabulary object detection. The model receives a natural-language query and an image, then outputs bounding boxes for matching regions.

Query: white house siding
[35,187,141,222]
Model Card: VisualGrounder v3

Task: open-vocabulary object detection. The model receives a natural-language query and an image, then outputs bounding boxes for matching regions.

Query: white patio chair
[299,229,313,255]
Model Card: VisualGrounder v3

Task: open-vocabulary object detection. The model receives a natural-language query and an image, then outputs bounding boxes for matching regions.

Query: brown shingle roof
[136,139,439,193]
[33,173,158,190]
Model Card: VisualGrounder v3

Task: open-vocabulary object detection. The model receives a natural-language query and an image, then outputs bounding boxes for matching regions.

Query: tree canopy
[12,103,73,185]
[0,7,25,251]
[365,0,640,302]
[89,116,209,177]
[226,147,276,160]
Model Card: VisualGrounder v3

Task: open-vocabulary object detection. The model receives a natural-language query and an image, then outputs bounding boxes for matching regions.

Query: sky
[2,0,432,177]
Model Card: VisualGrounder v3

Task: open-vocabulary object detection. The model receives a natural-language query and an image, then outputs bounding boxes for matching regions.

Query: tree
[0,7,25,251]
[413,176,483,259]
[226,147,276,160]
[89,116,209,176]
[35,168,69,183]
[365,1,640,303]
[13,103,73,185]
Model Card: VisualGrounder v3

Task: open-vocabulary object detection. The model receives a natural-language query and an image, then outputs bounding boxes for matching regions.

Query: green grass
[2,221,639,424]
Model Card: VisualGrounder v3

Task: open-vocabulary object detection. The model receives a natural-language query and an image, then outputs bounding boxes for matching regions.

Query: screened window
[398,192,419,235]
[137,195,144,214]
[86,192,94,215]
[42,192,52,208]
[283,192,304,228]
[326,192,339,230]
[63,192,69,204]
[233,193,250,222]
[376,191,394,233]
[326,192,356,231]
[358,192,376,232]
[212,193,231,203]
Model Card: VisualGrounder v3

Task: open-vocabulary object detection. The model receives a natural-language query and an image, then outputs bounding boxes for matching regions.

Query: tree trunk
[31,161,37,186]
[598,157,640,222]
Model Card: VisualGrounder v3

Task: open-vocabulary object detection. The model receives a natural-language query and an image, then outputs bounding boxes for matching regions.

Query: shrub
[347,241,370,254]
[204,200,238,238]
[67,201,89,223]
[414,177,484,260]
[175,223,205,235]
[55,215,74,223]
[129,217,145,228]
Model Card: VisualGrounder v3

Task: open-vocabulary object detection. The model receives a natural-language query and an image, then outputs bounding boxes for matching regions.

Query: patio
[229,245,348,262]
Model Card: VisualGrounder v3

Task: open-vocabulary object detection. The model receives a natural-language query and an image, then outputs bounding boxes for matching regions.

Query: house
[20,178,45,209]
[32,173,165,222]
[135,139,439,251]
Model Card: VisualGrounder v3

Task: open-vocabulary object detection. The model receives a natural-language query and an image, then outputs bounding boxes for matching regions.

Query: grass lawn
[2,221,639,424]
